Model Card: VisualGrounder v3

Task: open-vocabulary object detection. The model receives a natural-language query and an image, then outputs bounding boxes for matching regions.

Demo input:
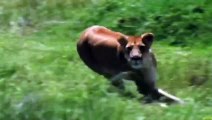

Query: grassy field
[0,0,212,120]
[0,31,212,120]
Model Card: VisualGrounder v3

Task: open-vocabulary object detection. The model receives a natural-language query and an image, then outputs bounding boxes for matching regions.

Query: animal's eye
[126,46,133,52]
[139,46,147,51]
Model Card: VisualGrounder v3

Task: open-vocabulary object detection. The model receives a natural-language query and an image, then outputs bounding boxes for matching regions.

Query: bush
[1,0,212,46]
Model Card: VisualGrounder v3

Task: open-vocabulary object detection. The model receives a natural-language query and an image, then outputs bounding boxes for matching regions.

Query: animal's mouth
[129,59,143,69]
[125,54,143,69]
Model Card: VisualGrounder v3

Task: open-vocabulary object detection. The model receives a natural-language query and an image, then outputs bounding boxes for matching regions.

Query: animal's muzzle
[131,56,142,61]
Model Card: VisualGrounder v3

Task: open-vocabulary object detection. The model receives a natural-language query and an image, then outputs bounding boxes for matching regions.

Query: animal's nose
[131,56,142,61]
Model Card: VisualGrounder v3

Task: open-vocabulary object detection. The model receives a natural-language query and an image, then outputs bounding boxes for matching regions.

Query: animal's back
[77,26,130,77]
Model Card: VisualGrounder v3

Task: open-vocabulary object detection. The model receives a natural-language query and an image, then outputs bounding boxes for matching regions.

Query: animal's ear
[118,36,128,47]
[141,33,154,48]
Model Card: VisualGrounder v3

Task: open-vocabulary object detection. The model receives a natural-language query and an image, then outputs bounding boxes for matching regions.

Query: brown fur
[77,25,184,103]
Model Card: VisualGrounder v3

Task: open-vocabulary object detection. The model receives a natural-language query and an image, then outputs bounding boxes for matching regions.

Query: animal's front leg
[133,66,160,102]
[110,71,133,90]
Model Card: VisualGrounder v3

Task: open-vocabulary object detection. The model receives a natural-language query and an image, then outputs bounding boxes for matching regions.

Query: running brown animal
[77,25,184,103]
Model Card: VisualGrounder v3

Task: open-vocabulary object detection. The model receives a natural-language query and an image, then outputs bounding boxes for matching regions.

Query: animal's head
[118,33,154,69]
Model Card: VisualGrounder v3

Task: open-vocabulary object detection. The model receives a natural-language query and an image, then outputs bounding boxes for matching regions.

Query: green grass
[0,32,211,120]
[0,0,212,119]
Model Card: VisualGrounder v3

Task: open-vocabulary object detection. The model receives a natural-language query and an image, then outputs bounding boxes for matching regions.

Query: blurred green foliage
[0,0,212,46]
[0,0,212,120]
[0,33,212,120]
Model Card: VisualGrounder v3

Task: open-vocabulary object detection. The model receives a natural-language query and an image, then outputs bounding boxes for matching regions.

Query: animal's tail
[156,88,184,104]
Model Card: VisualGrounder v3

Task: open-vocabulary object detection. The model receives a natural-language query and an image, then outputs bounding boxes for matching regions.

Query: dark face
[119,33,154,69]
[125,39,146,69]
